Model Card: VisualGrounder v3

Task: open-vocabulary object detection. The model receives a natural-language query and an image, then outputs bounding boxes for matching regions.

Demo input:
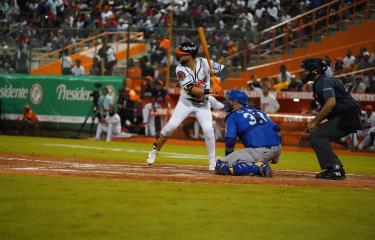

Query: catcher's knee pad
[232,160,259,176]
[215,159,231,175]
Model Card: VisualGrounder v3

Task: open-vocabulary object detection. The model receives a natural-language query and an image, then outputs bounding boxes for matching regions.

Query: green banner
[0,74,124,123]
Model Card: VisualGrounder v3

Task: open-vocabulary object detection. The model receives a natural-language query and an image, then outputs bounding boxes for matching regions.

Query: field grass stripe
[42,143,212,159]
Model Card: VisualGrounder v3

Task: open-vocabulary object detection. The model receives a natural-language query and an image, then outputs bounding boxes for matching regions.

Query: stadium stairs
[30,32,146,75]
[223,4,375,88]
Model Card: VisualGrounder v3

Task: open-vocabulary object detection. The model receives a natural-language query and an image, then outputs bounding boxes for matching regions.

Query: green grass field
[0,135,374,240]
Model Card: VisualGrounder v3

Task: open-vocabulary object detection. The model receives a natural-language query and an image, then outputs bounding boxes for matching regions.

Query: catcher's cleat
[146,149,158,165]
[257,161,273,177]
[315,166,345,180]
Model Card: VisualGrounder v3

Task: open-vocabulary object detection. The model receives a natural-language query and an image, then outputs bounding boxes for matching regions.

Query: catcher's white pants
[161,99,216,169]
[223,145,281,166]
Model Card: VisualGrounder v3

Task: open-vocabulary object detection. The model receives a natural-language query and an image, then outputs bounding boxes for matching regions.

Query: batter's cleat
[258,161,272,177]
[146,149,158,165]
[315,166,346,180]
[209,161,216,171]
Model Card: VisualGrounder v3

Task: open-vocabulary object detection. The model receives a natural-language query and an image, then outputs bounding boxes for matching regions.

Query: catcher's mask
[224,90,248,112]
[301,58,327,84]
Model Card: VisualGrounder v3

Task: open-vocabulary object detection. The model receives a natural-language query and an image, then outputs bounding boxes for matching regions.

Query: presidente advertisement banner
[0,74,124,123]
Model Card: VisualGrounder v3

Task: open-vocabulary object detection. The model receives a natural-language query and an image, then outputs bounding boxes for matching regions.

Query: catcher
[215,90,281,177]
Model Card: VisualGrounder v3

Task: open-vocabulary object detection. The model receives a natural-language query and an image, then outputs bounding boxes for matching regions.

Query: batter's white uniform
[192,96,225,140]
[161,57,224,169]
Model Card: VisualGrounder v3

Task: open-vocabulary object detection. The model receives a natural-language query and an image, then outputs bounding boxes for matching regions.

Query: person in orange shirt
[17,104,39,135]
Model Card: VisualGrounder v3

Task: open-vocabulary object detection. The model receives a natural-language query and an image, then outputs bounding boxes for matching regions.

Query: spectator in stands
[72,59,85,76]
[359,51,373,69]
[343,49,356,69]
[61,49,72,75]
[15,43,30,74]
[90,57,102,76]
[267,1,279,21]
[6,0,20,23]
[365,80,375,93]
[369,45,375,65]
[101,4,114,26]
[323,56,334,76]
[351,75,366,93]
[278,64,292,83]
[333,57,346,75]
[260,84,280,113]
[17,104,39,135]
[98,39,117,76]
[247,75,262,92]
[287,75,303,91]
[0,1,9,19]
[0,51,15,73]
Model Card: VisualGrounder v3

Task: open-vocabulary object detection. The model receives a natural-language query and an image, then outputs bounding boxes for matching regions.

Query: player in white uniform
[146,42,226,170]
[95,106,132,141]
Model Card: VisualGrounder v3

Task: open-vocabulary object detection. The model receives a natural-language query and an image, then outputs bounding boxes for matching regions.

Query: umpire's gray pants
[309,116,346,169]
[223,145,281,167]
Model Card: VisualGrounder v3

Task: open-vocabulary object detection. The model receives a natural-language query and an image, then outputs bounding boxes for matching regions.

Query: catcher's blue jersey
[225,107,281,148]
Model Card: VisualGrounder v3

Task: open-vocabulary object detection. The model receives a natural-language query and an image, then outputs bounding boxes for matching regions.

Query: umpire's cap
[301,58,327,74]
[226,90,248,106]
[175,42,198,58]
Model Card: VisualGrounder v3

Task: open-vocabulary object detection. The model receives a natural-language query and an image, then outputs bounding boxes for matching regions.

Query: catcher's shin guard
[232,160,272,177]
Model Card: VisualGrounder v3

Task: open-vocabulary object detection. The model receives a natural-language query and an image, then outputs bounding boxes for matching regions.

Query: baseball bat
[197,27,222,90]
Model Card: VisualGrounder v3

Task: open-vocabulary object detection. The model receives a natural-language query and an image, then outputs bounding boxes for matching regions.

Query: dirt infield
[0,153,374,189]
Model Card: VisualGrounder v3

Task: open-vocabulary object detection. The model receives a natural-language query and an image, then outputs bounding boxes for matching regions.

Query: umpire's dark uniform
[310,73,361,179]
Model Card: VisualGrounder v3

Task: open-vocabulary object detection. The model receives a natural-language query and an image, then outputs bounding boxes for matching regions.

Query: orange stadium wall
[251,19,375,78]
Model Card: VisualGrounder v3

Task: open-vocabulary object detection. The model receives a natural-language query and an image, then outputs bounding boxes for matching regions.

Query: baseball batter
[146,42,227,170]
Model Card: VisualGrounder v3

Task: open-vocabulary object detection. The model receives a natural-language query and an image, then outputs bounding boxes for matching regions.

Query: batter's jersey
[176,57,224,104]
[225,107,281,148]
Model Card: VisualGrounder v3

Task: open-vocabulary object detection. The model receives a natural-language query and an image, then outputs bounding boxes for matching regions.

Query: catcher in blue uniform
[215,90,282,177]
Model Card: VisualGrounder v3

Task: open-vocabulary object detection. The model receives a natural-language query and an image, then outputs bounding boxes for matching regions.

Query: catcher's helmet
[301,58,327,75]
[226,90,249,106]
[175,42,198,58]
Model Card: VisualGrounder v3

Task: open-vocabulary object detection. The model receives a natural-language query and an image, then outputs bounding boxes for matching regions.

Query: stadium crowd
[0,0,342,74]
[246,47,375,94]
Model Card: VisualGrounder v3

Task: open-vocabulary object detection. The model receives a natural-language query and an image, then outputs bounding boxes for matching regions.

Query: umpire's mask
[301,58,327,84]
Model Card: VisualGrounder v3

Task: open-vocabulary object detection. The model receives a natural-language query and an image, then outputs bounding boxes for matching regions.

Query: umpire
[302,58,361,180]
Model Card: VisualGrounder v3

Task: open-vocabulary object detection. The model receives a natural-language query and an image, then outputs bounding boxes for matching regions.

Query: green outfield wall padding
[0,74,124,124]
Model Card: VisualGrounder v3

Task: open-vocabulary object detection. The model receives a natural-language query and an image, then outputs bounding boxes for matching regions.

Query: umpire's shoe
[315,165,346,180]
